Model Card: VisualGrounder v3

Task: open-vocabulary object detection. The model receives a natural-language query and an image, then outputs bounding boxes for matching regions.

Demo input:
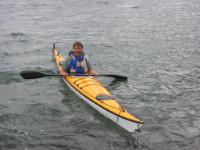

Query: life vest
[67,51,88,74]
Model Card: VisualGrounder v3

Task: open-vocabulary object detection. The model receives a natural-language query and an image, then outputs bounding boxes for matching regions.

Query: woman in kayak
[60,41,93,76]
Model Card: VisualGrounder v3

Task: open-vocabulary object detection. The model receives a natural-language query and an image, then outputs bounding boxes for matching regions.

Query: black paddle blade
[100,74,128,80]
[20,70,46,79]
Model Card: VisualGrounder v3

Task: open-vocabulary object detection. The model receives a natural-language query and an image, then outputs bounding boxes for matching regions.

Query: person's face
[74,45,83,53]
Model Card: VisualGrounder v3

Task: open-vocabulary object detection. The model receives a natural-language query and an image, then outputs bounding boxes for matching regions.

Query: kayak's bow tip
[53,43,55,49]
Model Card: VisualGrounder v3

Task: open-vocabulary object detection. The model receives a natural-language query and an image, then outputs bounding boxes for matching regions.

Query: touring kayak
[52,45,144,132]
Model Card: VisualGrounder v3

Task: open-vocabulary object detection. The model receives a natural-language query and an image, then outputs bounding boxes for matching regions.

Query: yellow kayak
[52,45,144,132]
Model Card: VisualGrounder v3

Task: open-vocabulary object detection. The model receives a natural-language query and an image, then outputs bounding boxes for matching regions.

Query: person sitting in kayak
[60,41,93,76]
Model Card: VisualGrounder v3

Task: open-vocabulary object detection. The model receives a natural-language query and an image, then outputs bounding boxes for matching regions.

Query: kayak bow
[52,46,144,132]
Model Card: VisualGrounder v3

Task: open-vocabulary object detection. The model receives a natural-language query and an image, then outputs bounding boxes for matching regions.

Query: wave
[10,32,28,37]
[0,71,23,84]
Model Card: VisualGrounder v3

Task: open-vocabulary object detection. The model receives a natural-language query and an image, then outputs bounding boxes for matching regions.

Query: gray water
[0,0,200,149]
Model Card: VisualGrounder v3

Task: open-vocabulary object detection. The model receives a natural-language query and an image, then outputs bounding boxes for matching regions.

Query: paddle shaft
[20,70,127,80]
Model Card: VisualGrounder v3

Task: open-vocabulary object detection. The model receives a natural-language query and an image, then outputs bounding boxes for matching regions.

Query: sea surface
[0,0,200,150]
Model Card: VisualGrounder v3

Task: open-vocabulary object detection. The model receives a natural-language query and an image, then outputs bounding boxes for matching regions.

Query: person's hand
[87,70,97,75]
[60,70,68,76]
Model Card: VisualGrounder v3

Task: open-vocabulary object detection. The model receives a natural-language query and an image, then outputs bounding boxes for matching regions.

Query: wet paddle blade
[20,70,47,79]
[99,74,128,80]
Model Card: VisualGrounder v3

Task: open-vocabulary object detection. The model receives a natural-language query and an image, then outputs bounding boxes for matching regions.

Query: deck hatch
[96,94,115,100]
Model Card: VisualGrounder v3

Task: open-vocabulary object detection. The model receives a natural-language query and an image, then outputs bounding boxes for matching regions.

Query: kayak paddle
[20,70,128,80]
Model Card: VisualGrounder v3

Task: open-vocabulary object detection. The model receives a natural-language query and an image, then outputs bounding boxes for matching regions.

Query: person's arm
[60,56,71,75]
[85,56,95,74]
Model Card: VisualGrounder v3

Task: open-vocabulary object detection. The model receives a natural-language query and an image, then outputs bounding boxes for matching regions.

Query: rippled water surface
[0,0,200,149]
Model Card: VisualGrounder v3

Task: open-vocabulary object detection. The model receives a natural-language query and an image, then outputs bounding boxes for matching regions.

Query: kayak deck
[52,47,144,132]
